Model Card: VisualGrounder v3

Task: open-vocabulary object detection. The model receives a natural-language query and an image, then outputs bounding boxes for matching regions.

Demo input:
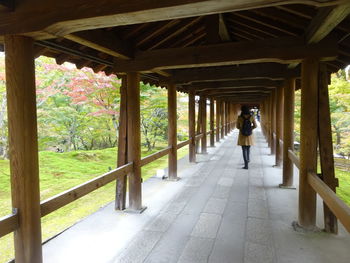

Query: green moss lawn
[0,145,189,263]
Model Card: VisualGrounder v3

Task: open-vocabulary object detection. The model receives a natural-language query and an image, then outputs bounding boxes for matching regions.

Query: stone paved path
[44,128,350,263]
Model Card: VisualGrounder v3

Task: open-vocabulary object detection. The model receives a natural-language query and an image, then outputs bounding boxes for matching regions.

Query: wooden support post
[168,83,178,180]
[275,86,284,166]
[196,98,202,153]
[267,95,272,147]
[225,102,228,136]
[115,76,128,210]
[201,96,207,154]
[210,97,215,147]
[215,100,220,142]
[281,78,295,187]
[127,72,143,211]
[221,101,225,138]
[189,88,196,163]
[5,35,43,263]
[298,58,318,229]
[318,64,338,234]
[271,89,277,155]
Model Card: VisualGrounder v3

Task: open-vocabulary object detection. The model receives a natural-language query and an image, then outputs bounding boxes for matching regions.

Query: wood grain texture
[0,212,19,238]
[318,64,338,233]
[127,72,142,210]
[308,172,350,233]
[189,88,196,162]
[116,76,128,210]
[282,79,295,186]
[298,57,318,229]
[168,83,178,179]
[114,38,337,72]
[5,35,43,263]
[0,0,342,37]
[209,98,215,147]
[200,96,207,154]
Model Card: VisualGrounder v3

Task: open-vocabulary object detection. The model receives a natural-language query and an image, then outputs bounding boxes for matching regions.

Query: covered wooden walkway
[42,128,350,263]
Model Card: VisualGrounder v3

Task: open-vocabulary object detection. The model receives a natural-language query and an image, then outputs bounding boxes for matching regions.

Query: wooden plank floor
[43,128,350,263]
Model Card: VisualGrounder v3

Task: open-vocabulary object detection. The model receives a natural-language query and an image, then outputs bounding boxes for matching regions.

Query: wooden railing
[0,212,19,238]
[177,139,190,150]
[288,149,300,169]
[307,171,350,232]
[41,162,133,217]
[288,149,350,233]
[1,130,227,239]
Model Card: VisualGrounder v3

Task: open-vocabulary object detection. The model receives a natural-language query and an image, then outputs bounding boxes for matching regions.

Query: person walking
[236,105,257,169]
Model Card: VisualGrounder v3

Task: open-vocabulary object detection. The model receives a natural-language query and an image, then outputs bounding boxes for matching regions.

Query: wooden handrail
[40,162,133,217]
[195,133,204,140]
[177,139,190,150]
[308,171,350,233]
[0,212,19,238]
[288,149,300,169]
[140,147,171,166]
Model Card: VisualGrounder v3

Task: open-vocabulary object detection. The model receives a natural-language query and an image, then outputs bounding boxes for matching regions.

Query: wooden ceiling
[1,0,350,103]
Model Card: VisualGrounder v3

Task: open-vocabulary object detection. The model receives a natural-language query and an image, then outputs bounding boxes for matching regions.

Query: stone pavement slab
[43,128,350,263]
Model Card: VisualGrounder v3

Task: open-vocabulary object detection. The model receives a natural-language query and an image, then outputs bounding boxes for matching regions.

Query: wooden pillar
[116,76,128,210]
[225,102,228,135]
[5,35,43,263]
[210,98,215,147]
[189,88,196,163]
[318,64,338,233]
[281,79,295,187]
[221,101,225,138]
[275,86,284,166]
[267,96,271,146]
[196,98,202,153]
[127,72,143,211]
[200,96,207,154]
[168,83,177,180]
[298,58,318,229]
[270,91,276,154]
[215,100,220,142]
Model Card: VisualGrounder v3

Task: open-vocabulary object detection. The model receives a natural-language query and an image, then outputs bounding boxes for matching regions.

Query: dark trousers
[242,146,250,168]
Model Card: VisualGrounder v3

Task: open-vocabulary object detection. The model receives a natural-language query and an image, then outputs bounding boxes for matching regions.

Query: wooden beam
[189,79,282,90]
[197,88,273,95]
[0,0,343,37]
[170,64,300,84]
[219,14,231,41]
[65,30,133,59]
[148,17,203,50]
[168,83,178,180]
[5,35,42,263]
[306,3,350,44]
[0,0,14,10]
[114,37,337,72]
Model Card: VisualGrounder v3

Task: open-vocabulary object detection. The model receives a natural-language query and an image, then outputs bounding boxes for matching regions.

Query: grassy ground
[0,145,189,263]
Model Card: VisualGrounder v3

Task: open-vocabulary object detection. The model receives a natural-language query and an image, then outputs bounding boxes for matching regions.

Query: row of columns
[4,35,239,262]
[260,58,337,233]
